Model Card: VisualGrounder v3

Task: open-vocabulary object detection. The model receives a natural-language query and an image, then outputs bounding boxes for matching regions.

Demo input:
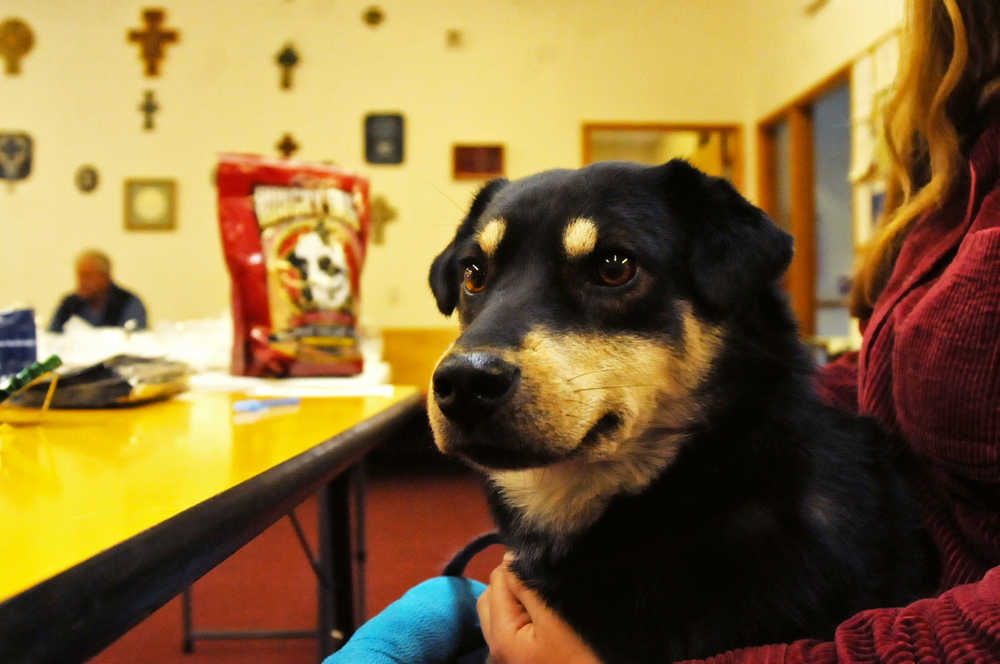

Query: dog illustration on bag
[287,229,352,311]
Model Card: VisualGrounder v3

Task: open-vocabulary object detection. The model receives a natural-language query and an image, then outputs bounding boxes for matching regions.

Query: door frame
[581,122,745,194]
[756,67,851,336]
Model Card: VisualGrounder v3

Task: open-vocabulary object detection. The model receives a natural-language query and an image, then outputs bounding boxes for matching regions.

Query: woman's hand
[477,554,603,664]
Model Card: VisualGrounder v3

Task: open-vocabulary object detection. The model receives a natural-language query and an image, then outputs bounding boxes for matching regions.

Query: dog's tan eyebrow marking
[477,218,507,257]
[563,218,598,257]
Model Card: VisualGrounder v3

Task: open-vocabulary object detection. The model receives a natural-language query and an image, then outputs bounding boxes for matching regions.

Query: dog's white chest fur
[489,432,686,537]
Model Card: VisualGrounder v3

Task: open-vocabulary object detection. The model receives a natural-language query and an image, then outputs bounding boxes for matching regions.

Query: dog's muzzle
[432,351,520,427]
[431,350,571,469]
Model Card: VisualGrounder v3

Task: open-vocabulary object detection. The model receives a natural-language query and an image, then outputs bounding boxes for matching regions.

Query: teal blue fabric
[324,577,487,664]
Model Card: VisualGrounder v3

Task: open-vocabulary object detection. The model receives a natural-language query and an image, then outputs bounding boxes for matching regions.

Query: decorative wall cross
[362,6,386,27]
[139,90,159,130]
[276,133,299,158]
[0,18,34,75]
[369,195,398,244]
[127,8,179,77]
[276,44,300,90]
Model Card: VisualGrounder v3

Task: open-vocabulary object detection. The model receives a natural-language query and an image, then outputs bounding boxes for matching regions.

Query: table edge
[0,391,426,664]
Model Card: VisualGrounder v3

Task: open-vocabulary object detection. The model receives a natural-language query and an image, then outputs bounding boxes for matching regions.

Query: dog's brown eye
[463,263,487,293]
[596,253,636,287]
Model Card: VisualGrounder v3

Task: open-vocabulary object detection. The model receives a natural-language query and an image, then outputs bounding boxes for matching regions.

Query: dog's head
[427,160,792,530]
[288,231,350,310]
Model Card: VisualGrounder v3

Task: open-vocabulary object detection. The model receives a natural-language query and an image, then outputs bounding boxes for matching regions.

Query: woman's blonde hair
[849,0,1000,318]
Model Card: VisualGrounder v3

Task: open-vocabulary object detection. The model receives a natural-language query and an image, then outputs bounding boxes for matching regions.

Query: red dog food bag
[217,154,370,376]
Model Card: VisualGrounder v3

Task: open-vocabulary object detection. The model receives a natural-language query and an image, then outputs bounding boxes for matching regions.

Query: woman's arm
[480,562,1000,664]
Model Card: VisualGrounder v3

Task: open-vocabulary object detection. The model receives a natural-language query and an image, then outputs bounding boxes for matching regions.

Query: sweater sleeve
[813,351,860,415]
[890,226,1000,467]
[693,566,1000,664]
[119,295,148,331]
[47,295,74,333]
[323,576,486,664]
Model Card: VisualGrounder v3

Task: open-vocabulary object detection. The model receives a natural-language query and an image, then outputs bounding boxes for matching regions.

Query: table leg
[317,468,360,660]
[353,462,368,625]
[181,586,193,653]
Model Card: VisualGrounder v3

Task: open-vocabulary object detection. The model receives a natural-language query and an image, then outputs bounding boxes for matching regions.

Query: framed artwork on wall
[365,113,405,164]
[0,132,33,181]
[452,144,504,179]
[124,178,176,230]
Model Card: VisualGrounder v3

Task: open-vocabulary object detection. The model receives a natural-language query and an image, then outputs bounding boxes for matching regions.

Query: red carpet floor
[88,468,503,663]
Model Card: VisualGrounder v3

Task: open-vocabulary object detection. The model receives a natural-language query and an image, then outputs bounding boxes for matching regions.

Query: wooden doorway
[582,123,744,193]
[757,68,853,338]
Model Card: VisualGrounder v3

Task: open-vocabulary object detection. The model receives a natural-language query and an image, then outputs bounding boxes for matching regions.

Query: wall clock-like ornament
[124,178,176,230]
[75,165,99,193]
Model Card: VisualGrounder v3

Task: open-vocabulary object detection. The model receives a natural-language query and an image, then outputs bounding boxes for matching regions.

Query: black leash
[442,531,504,577]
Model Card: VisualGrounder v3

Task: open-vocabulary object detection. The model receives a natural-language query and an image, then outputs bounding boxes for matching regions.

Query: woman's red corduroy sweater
[701,124,1000,664]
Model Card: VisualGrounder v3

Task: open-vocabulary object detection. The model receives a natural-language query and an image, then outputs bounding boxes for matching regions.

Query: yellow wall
[747,0,902,119]
[2,1,904,330]
[2,0,752,329]
[742,0,902,199]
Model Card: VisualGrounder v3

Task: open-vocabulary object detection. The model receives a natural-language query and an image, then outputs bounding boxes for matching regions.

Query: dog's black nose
[432,352,520,427]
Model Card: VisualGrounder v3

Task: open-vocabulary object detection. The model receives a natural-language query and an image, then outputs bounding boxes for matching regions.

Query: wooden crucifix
[128,8,179,77]
[276,44,300,90]
[369,195,398,244]
[139,90,159,130]
[276,133,299,158]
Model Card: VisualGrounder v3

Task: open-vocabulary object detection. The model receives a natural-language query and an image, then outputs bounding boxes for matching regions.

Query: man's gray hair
[75,249,112,275]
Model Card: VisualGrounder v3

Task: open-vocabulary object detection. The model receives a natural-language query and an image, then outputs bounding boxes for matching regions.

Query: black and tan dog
[427,160,936,663]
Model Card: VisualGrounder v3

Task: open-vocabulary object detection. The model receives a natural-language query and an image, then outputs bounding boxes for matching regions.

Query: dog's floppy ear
[429,178,508,315]
[658,160,793,312]
[429,243,461,316]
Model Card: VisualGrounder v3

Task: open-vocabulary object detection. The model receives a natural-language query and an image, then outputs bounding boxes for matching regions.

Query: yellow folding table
[0,387,422,663]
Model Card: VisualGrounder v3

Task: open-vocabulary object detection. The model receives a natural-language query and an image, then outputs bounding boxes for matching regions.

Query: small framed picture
[364,113,405,164]
[453,144,505,179]
[124,178,176,230]
[0,132,33,181]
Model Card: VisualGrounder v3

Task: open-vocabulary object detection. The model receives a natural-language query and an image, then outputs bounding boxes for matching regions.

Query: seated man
[48,249,148,332]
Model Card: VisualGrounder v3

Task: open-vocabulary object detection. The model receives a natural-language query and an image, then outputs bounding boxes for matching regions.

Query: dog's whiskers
[423,178,467,213]
[571,384,659,393]
[565,368,617,383]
